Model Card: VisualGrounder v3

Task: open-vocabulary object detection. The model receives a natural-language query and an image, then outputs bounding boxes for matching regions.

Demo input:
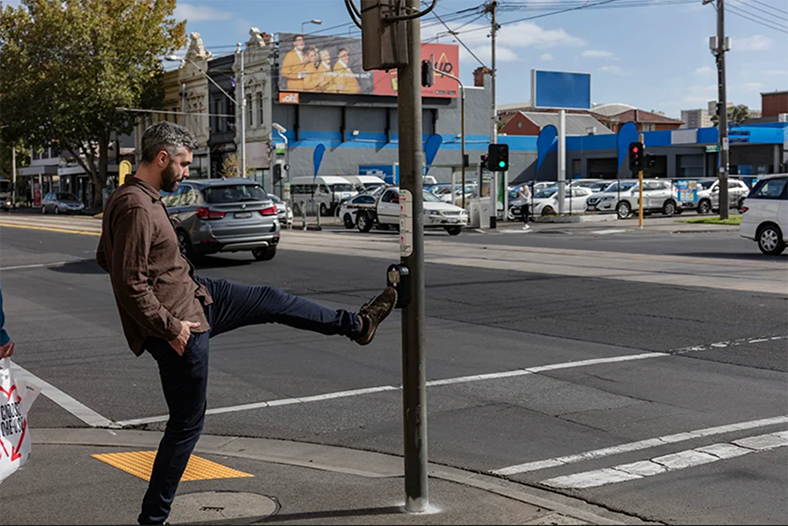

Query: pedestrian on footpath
[0,282,14,359]
[96,121,397,526]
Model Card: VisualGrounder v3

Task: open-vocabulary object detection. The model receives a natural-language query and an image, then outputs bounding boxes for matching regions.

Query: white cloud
[599,65,631,76]
[765,69,788,75]
[461,46,518,63]
[694,66,714,76]
[540,53,554,61]
[681,84,717,104]
[734,35,772,51]
[582,50,615,59]
[174,3,233,22]
[428,20,584,52]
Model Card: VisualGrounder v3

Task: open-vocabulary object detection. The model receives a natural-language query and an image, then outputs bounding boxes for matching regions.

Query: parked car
[349,186,468,235]
[161,178,280,261]
[530,186,594,216]
[343,175,388,193]
[338,188,385,229]
[41,192,85,215]
[692,178,750,215]
[589,179,681,219]
[740,174,788,255]
[270,194,293,226]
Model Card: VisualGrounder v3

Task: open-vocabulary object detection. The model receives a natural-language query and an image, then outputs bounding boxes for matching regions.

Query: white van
[740,174,788,255]
[290,175,358,216]
[344,175,388,193]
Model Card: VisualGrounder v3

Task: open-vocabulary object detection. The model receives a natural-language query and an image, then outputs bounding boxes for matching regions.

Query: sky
[4,0,787,119]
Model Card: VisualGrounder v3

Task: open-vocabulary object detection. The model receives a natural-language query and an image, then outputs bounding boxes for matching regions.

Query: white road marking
[0,261,68,271]
[492,416,788,476]
[540,431,788,489]
[10,361,116,428]
[589,229,628,235]
[115,351,666,427]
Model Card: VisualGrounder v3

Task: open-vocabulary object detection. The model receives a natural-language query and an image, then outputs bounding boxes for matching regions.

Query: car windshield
[203,184,268,204]
[535,188,558,199]
[423,191,442,203]
[330,184,355,193]
[699,180,716,189]
[56,193,79,201]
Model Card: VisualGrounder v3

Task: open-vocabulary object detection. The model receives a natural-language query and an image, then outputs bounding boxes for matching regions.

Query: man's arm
[96,233,109,273]
[109,206,182,342]
[0,282,14,359]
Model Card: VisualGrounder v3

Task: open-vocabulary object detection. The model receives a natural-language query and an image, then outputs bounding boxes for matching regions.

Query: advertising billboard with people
[278,33,459,99]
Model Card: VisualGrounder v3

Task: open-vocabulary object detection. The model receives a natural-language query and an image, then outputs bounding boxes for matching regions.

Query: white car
[692,178,750,215]
[740,174,788,255]
[270,194,293,226]
[530,186,593,216]
[372,186,468,235]
[338,189,383,229]
[588,179,680,219]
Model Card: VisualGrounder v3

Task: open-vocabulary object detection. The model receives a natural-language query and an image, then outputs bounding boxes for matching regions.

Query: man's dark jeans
[138,277,363,525]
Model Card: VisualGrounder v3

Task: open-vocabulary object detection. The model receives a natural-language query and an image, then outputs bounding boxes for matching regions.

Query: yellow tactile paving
[91,451,254,482]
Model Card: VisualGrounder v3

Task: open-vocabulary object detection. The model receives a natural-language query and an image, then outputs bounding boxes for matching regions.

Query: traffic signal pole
[638,133,644,229]
[398,0,428,512]
[716,0,730,219]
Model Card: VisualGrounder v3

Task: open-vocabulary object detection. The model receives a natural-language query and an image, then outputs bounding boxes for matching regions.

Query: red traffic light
[631,147,639,153]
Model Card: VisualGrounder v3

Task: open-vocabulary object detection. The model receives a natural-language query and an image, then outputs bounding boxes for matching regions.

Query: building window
[227,101,236,132]
[246,94,253,127]
[257,92,264,126]
[213,98,223,132]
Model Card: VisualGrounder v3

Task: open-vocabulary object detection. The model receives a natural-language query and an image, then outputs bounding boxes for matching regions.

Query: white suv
[740,174,788,255]
[589,179,680,219]
[693,178,750,215]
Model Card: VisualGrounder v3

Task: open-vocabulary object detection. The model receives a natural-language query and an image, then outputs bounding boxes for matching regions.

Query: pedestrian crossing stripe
[91,451,254,482]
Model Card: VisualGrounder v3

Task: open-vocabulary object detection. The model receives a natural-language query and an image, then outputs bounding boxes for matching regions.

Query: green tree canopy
[0,0,185,207]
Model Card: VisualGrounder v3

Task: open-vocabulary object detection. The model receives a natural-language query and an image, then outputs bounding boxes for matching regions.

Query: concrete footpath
[0,428,657,525]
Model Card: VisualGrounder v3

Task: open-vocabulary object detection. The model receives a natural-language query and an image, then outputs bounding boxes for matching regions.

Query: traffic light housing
[273,163,282,183]
[628,142,644,172]
[646,154,657,170]
[421,60,434,88]
[487,144,509,172]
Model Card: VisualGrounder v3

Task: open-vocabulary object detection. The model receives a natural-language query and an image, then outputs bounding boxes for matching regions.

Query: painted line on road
[0,261,69,271]
[589,229,628,235]
[115,351,666,427]
[492,415,788,476]
[10,360,116,428]
[0,223,100,236]
[540,430,788,489]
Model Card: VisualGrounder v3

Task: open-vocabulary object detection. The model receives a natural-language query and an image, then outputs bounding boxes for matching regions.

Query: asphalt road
[1,219,786,525]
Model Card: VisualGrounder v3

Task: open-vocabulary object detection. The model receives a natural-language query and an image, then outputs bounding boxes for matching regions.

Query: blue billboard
[531,70,592,110]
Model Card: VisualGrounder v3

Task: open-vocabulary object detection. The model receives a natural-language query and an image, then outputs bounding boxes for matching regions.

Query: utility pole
[484,1,499,225]
[399,0,428,512]
[237,43,248,179]
[715,0,730,219]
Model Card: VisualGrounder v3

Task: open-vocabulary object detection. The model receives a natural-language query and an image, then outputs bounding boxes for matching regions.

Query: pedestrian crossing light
[421,60,434,88]
[487,144,509,172]
[628,142,645,172]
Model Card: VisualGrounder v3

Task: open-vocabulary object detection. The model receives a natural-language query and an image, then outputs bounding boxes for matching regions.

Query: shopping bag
[0,358,42,483]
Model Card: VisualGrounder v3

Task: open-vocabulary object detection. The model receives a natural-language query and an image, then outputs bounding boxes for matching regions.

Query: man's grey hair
[140,121,198,164]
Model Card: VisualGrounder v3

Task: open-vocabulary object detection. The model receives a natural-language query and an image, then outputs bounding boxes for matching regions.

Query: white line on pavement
[115,352,666,427]
[0,261,68,271]
[589,229,628,235]
[540,430,788,489]
[10,360,116,428]
[492,416,788,476]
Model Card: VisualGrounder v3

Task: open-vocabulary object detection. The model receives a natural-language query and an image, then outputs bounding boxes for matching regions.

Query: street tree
[711,104,751,126]
[0,0,185,209]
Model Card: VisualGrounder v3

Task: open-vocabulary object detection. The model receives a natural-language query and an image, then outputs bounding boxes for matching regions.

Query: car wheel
[41,205,47,214]
[320,203,328,217]
[541,206,555,216]
[176,230,195,259]
[662,200,676,216]
[356,211,373,233]
[252,246,277,261]
[616,201,631,219]
[737,198,745,214]
[697,199,711,215]
[757,224,786,255]
[54,206,60,215]
[507,207,516,221]
[343,214,354,229]
[445,226,462,236]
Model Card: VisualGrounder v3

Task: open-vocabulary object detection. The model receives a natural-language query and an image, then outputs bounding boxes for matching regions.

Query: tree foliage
[711,104,751,126]
[0,0,185,207]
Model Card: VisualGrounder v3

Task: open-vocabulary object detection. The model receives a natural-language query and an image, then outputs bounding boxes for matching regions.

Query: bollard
[301,202,307,231]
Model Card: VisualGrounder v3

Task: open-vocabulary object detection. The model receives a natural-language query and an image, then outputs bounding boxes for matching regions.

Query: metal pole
[488,1,498,145]
[11,145,17,207]
[239,44,248,179]
[558,109,566,214]
[399,0,428,513]
[461,86,466,209]
[180,83,186,126]
[638,132,644,229]
[716,0,729,219]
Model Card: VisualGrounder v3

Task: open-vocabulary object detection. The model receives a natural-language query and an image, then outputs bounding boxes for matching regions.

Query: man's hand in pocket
[169,321,201,356]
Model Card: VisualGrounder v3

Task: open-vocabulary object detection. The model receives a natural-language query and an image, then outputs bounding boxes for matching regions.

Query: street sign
[531,70,592,110]
[706,144,720,152]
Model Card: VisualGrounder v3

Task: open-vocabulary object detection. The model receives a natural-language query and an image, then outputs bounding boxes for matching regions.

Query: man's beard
[161,161,181,193]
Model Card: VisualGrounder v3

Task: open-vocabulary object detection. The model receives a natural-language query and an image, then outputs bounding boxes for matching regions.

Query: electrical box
[361,0,408,71]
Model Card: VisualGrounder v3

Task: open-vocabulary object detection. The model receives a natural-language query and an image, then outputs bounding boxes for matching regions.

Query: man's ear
[157,150,169,166]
